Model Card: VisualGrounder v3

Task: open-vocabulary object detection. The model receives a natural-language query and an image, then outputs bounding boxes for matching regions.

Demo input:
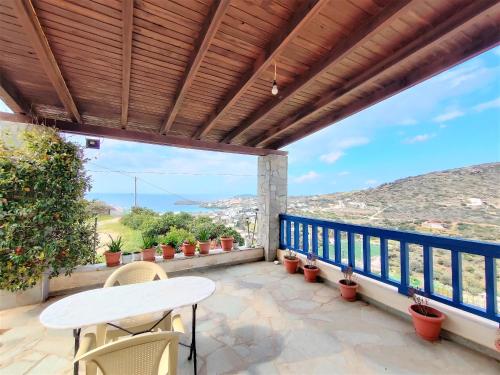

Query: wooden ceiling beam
[120,0,134,129]
[270,16,500,149]
[13,0,81,123]
[0,74,31,115]
[0,112,286,157]
[255,0,499,148]
[221,0,413,144]
[159,0,230,135]
[192,0,328,141]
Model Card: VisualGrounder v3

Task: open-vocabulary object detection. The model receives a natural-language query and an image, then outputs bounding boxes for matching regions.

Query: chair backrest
[76,331,179,375]
[104,261,168,288]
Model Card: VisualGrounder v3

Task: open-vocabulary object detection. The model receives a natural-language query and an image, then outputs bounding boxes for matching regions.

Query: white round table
[40,276,215,375]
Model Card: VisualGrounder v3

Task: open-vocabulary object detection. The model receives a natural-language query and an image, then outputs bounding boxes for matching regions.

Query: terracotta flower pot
[198,241,210,255]
[339,279,358,301]
[104,251,121,267]
[283,257,299,274]
[408,304,445,341]
[161,244,175,259]
[303,265,319,282]
[220,237,234,251]
[142,248,156,262]
[183,242,196,256]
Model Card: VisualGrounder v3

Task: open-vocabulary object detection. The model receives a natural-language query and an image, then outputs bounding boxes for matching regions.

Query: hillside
[289,163,500,242]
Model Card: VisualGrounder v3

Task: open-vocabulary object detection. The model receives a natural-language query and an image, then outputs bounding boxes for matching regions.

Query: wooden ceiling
[0,0,499,155]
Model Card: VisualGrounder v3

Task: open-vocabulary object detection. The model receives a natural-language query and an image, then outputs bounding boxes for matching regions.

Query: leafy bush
[120,207,157,230]
[0,126,95,291]
[158,229,182,248]
[183,233,196,246]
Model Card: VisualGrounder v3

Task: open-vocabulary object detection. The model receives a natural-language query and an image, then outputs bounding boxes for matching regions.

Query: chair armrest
[74,333,96,363]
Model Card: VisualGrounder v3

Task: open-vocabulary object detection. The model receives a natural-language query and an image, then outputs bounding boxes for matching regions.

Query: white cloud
[398,118,418,126]
[337,136,370,149]
[432,110,464,123]
[337,171,350,176]
[320,150,344,164]
[403,134,435,144]
[473,97,500,112]
[294,171,320,183]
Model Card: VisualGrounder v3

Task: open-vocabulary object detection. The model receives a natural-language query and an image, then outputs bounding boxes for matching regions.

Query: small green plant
[122,252,131,256]
[220,229,234,238]
[196,226,210,242]
[284,248,297,260]
[107,235,123,253]
[341,265,355,285]
[159,231,180,247]
[183,234,196,246]
[141,235,157,250]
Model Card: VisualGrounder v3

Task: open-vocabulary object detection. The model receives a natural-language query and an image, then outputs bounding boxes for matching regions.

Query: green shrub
[120,207,157,230]
[0,126,95,291]
[183,233,196,246]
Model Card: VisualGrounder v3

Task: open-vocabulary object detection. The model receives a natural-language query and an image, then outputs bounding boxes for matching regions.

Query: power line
[87,169,254,177]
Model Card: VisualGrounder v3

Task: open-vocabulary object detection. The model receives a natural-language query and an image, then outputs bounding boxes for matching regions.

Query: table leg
[188,304,197,374]
[73,328,81,375]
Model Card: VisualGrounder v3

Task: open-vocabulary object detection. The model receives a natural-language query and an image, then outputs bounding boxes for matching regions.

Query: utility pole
[134,176,137,207]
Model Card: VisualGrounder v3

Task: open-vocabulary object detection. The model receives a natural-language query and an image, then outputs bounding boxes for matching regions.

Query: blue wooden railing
[279,214,500,322]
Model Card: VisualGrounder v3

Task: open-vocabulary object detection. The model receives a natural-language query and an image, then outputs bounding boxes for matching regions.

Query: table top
[39,276,216,329]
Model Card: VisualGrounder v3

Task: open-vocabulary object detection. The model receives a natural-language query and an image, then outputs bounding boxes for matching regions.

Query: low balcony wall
[0,247,264,310]
[277,249,499,360]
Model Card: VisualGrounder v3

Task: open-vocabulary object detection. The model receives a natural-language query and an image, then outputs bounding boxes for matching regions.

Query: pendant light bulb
[271,61,278,95]
[271,80,278,95]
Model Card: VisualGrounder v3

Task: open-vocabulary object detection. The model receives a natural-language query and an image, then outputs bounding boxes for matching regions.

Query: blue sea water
[86,193,226,213]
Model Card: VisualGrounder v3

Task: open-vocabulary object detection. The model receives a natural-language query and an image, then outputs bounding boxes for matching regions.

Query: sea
[86,193,227,213]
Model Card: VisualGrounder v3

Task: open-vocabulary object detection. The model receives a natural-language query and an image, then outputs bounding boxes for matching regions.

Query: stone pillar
[257,154,287,261]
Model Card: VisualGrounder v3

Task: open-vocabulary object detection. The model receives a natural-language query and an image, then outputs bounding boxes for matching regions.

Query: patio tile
[0,261,498,375]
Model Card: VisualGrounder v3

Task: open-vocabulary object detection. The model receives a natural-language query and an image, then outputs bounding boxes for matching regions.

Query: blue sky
[1,48,499,199]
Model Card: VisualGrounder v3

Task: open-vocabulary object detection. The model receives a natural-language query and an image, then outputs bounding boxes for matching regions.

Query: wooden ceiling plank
[0,112,286,156]
[159,0,231,135]
[254,0,499,147]
[270,9,500,149]
[222,0,413,144]
[0,74,31,115]
[13,0,81,123]
[121,0,134,129]
[193,0,328,141]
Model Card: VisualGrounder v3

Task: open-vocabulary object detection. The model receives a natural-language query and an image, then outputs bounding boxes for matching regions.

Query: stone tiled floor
[1,261,498,374]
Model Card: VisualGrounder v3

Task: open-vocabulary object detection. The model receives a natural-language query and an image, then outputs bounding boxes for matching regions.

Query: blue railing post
[303,224,309,253]
[363,235,371,274]
[334,230,341,263]
[322,227,329,260]
[286,219,292,249]
[280,218,285,248]
[294,222,299,251]
[380,238,388,280]
[485,256,497,316]
[451,251,463,304]
[347,232,355,267]
[399,242,409,294]
[423,245,433,295]
[312,225,318,255]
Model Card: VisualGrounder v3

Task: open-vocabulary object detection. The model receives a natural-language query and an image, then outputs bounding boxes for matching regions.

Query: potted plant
[283,249,299,274]
[104,235,123,267]
[159,232,177,260]
[122,251,132,264]
[196,226,211,255]
[408,287,445,341]
[182,234,196,257]
[141,235,157,262]
[220,230,234,251]
[339,265,358,301]
[132,250,142,261]
[303,253,319,282]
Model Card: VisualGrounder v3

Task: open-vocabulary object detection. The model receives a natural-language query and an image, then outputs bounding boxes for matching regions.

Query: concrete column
[257,154,287,261]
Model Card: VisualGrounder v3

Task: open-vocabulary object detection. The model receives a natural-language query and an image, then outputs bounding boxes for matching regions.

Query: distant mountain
[288,163,500,242]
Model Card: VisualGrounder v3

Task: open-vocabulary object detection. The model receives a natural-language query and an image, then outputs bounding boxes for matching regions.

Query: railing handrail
[281,214,500,257]
[279,213,500,322]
